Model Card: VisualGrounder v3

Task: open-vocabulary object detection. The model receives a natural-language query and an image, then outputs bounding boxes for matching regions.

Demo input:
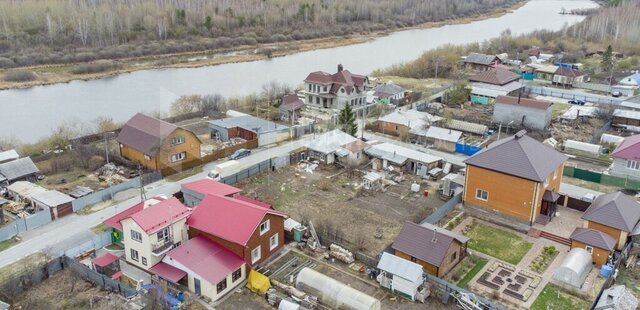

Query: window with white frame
[157,227,170,243]
[130,249,139,261]
[475,189,489,201]
[141,257,147,266]
[259,220,270,235]
[627,160,640,170]
[170,152,186,162]
[171,136,185,145]
[270,233,279,250]
[131,230,142,242]
[216,278,227,293]
[585,246,593,254]
[251,246,261,264]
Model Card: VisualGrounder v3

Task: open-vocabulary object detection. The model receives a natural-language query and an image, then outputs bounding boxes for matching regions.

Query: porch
[533,205,584,239]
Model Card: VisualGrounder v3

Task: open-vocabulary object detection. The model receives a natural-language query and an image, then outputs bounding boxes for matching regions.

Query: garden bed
[528,246,559,274]
[449,256,488,288]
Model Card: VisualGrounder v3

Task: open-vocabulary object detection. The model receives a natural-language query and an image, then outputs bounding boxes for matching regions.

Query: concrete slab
[533,206,584,238]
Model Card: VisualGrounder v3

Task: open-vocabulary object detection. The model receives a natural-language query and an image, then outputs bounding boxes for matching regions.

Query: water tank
[296,268,381,310]
[600,264,614,278]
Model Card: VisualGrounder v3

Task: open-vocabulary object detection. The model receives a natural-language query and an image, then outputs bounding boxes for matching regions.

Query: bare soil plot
[237,166,443,256]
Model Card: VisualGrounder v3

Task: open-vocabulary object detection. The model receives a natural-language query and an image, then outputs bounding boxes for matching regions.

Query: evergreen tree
[601,45,614,73]
[338,103,358,137]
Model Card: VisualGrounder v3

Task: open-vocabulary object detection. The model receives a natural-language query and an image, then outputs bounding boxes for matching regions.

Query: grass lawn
[464,222,533,265]
[457,257,488,288]
[0,237,19,252]
[531,284,591,310]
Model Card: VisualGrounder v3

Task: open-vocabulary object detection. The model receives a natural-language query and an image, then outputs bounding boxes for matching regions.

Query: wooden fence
[160,139,258,176]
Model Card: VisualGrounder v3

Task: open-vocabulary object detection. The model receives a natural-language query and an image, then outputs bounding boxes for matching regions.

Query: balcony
[152,239,174,256]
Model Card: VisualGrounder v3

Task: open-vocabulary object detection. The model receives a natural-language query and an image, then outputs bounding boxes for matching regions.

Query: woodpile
[329,244,355,264]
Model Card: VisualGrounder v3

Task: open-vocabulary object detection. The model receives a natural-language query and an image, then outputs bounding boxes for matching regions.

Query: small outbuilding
[0,157,39,185]
[30,189,75,219]
[208,112,290,146]
[595,285,639,310]
[362,172,382,190]
[492,96,553,130]
[552,248,592,288]
[421,126,462,153]
[376,252,424,301]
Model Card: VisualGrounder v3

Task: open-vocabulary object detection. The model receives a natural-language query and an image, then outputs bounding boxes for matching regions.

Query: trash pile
[297,161,319,174]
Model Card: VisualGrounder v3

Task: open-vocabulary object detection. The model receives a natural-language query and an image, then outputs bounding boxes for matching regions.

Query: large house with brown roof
[581,192,640,251]
[492,95,553,130]
[463,53,502,71]
[553,67,586,87]
[392,221,468,277]
[117,113,201,174]
[468,68,522,105]
[303,64,371,113]
[463,131,567,225]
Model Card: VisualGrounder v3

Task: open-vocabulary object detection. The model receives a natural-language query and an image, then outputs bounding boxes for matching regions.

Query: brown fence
[160,139,258,176]
[559,194,591,212]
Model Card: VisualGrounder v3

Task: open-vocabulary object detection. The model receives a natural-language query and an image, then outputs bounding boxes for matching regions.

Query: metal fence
[424,272,506,309]
[72,171,162,212]
[524,85,620,105]
[421,193,462,225]
[571,81,612,93]
[563,165,640,190]
[63,255,138,298]
[63,231,112,258]
[220,156,290,185]
[0,209,53,242]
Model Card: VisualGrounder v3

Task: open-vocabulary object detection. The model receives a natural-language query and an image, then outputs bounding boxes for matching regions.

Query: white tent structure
[553,248,592,288]
[296,268,381,310]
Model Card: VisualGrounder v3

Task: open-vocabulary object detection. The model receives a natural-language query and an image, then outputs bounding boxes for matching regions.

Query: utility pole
[104,132,110,165]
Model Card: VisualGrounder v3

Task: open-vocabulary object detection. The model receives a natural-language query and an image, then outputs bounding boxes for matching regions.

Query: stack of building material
[329,244,354,264]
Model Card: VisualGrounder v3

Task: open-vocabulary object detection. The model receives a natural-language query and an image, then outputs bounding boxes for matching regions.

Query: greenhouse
[296,268,381,310]
[552,248,592,288]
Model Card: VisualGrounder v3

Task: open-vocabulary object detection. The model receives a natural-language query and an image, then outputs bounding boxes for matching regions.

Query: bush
[71,60,121,74]
[3,70,36,82]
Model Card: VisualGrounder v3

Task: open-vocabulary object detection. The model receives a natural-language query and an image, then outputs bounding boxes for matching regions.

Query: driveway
[0,135,314,268]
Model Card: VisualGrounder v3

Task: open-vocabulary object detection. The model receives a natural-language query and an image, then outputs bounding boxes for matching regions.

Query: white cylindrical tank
[295,268,381,310]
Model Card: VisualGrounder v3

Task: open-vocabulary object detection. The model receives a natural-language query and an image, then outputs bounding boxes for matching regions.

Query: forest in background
[0,0,519,68]
[373,0,640,80]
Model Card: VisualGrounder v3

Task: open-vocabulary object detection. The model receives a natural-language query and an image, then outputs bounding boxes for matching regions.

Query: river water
[1,0,597,143]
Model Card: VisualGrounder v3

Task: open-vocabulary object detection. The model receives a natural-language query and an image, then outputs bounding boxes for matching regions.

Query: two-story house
[609,135,640,181]
[187,194,287,267]
[303,64,371,114]
[104,196,191,270]
[117,113,201,175]
[463,130,568,225]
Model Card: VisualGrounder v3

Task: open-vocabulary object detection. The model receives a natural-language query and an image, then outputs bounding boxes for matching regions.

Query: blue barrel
[600,264,613,277]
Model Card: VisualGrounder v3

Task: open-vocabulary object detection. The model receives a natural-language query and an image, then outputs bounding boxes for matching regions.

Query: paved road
[0,135,314,268]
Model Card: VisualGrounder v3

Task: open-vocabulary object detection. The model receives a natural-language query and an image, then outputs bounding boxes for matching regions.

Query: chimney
[514,129,527,139]
[337,64,343,72]
[432,229,438,243]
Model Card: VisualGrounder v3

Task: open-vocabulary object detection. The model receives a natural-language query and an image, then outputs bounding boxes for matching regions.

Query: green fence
[564,166,640,190]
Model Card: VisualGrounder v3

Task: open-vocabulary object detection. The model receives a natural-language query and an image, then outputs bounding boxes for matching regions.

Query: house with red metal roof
[187,194,287,267]
[303,64,371,113]
[153,235,246,302]
[609,135,640,181]
[117,113,201,175]
[103,196,191,271]
[181,178,242,207]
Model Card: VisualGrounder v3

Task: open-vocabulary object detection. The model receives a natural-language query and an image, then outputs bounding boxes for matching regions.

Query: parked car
[228,148,251,160]
[568,99,586,105]
[611,91,622,97]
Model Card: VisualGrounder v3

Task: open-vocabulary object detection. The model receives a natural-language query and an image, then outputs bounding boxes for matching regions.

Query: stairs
[539,230,571,246]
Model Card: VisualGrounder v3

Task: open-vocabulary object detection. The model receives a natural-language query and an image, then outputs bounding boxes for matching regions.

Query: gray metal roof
[595,285,639,310]
[392,221,467,267]
[0,157,39,182]
[30,190,74,207]
[445,119,488,135]
[306,129,358,154]
[377,252,423,284]
[373,83,405,95]
[0,149,19,164]
[463,131,567,182]
[464,53,499,65]
[424,126,462,143]
[209,115,288,134]
[569,227,616,251]
[582,192,640,232]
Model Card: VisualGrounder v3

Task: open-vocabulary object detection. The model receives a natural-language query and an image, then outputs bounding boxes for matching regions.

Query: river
[1,0,598,143]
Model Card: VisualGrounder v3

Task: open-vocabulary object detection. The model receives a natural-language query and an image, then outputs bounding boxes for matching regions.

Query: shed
[422,126,462,152]
[296,267,381,310]
[208,114,289,146]
[0,149,19,164]
[0,157,39,184]
[595,285,639,310]
[363,172,382,190]
[552,248,592,288]
[6,181,46,202]
[30,190,75,219]
[600,134,625,147]
[564,140,601,157]
[376,252,424,300]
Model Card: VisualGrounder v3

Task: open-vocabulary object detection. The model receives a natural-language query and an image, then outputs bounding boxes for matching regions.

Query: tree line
[0,0,518,68]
